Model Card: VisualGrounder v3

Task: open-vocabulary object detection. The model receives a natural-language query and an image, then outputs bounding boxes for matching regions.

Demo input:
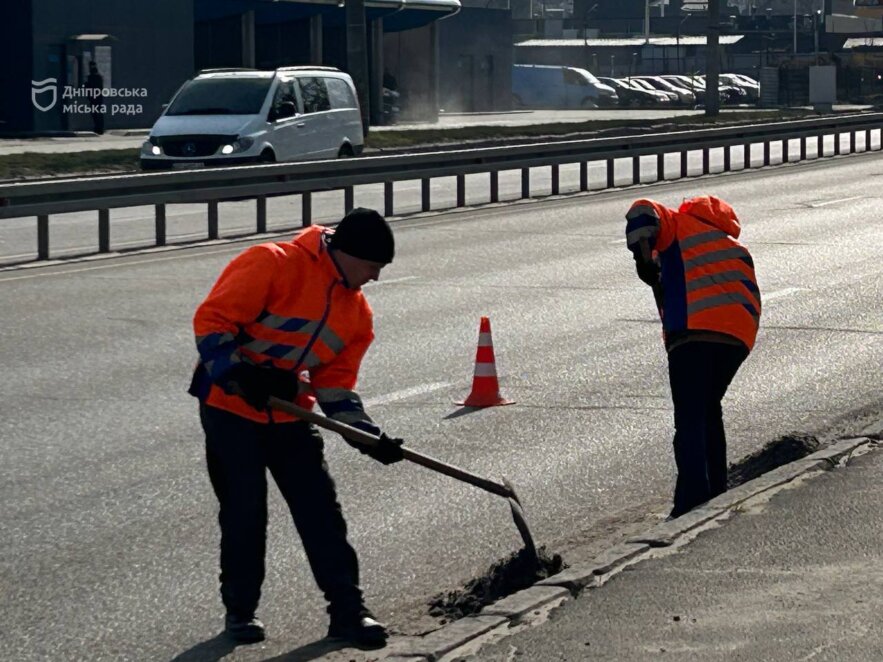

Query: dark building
[2,0,194,133]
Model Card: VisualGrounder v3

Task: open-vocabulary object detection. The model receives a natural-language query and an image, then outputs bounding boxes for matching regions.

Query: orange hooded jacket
[189,225,378,426]
[625,195,761,351]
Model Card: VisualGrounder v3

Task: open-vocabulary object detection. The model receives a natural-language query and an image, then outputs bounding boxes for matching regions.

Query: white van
[512,64,618,109]
[140,66,364,170]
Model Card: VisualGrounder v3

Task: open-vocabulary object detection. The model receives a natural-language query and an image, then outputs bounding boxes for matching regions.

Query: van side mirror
[272,101,296,121]
[161,103,169,111]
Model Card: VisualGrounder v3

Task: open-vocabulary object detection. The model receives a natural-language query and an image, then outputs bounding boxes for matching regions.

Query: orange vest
[190,225,377,425]
[626,196,761,350]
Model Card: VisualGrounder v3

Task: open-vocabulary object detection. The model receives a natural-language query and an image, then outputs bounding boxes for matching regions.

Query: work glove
[343,422,405,465]
[634,258,660,288]
[219,363,299,411]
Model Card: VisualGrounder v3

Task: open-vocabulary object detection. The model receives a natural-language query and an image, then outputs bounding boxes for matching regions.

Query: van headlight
[220,137,254,155]
[141,141,162,156]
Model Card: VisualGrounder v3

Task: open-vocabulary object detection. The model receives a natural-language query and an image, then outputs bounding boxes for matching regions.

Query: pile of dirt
[727,432,820,488]
[428,546,565,622]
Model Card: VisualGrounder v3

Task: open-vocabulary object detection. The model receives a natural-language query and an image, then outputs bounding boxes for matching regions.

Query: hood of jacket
[678,195,741,239]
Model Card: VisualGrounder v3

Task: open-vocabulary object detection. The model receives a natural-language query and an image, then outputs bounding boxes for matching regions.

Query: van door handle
[296,122,306,127]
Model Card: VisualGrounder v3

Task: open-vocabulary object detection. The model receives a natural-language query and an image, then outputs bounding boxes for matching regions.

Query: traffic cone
[456,316,515,407]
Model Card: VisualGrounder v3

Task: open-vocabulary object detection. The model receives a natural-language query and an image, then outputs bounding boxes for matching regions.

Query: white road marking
[764,287,806,301]
[807,196,863,208]
[610,238,627,244]
[364,276,417,287]
[363,381,452,407]
[0,245,248,282]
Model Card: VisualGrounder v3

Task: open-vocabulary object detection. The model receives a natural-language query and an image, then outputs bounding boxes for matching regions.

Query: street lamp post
[814,8,821,64]
[611,54,616,76]
[677,14,690,75]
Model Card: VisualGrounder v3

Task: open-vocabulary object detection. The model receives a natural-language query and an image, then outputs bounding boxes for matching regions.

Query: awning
[195,0,460,32]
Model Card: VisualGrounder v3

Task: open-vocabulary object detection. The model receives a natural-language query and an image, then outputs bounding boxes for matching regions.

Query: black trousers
[667,341,749,517]
[199,404,364,619]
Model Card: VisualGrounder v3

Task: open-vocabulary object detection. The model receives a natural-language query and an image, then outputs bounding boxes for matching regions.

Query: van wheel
[337,144,354,158]
[260,149,276,163]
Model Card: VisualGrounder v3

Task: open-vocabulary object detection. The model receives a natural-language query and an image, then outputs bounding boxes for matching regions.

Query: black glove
[635,258,660,287]
[219,363,299,411]
[345,431,404,465]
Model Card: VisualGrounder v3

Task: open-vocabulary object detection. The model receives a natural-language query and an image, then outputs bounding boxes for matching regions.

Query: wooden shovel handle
[267,396,515,500]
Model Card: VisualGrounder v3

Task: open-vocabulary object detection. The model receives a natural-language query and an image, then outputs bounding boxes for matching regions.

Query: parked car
[141,66,364,170]
[720,73,759,103]
[694,75,747,104]
[598,77,671,107]
[633,75,696,106]
[628,78,679,104]
[660,75,707,105]
[512,64,618,109]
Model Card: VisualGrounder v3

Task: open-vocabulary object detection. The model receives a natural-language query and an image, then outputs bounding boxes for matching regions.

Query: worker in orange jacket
[625,196,761,518]
[189,208,404,647]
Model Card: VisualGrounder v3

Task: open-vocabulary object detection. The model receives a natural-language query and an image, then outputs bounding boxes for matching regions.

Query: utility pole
[705,0,720,116]
[346,0,370,134]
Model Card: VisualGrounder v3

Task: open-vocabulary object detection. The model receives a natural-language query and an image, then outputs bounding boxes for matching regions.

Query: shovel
[267,396,539,567]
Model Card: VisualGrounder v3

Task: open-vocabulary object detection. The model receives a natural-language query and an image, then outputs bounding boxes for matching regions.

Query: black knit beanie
[329,207,395,264]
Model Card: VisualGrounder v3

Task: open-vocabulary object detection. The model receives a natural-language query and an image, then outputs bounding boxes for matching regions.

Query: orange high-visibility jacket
[625,196,761,350]
[190,225,378,426]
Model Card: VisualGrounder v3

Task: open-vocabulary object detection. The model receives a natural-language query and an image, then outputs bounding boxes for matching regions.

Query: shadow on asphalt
[261,638,351,661]
[169,632,235,662]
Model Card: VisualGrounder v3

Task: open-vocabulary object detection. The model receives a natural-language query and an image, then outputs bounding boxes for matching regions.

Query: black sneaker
[327,615,388,648]
[225,613,265,644]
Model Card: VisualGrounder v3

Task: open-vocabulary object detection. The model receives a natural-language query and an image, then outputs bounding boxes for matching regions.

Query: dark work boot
[327,611,388,648]
[225,613,266,644]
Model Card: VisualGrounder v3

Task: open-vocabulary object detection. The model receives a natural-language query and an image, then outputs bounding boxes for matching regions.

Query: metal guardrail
[1,112,881,261]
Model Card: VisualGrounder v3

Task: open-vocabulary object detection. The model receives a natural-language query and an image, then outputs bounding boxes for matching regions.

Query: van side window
[270,80,299,120]
[299,77,331,113]
[324,78,357,110]
[563,69,588,86]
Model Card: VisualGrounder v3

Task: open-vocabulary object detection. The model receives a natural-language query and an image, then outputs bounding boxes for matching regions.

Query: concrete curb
[369,436,877,661]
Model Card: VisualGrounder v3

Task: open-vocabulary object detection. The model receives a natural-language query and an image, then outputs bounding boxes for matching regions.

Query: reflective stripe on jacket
[625,196,761,351]
[190,225,378,426]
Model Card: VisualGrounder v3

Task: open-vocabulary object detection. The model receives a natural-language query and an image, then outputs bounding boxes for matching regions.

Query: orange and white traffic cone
[456,316,515,408]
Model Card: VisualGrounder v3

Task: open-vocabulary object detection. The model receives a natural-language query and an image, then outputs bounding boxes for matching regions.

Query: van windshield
[166,78,273,116]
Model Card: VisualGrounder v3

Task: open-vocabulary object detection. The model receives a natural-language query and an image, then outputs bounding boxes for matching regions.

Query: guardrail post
[632,155,640,184]
[344,186,354,213]
[606,159,614,188]
[421,178,431,211]
[580,162,588,191]
[800,136,807,161]
[723,146,731,172]
[208,202,219,239]
[763,141,770,166]
[490,171,499,202]
[155,204,166,246]
[37,215,49,260]
[302,192,312,226]
[680,150,688,178]
[702,147,710,174]
[256,197,266,234]
[834,132,841,156]
[657,152,665,181]
[521,168,530,199]
[456,174,466,207]
[744,143,751,169]
[551,165,559,196]
[98,209,110,253]
[384,181,394,217]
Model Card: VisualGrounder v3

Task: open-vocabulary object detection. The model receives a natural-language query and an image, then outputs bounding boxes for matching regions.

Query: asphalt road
[1,153,881,661]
